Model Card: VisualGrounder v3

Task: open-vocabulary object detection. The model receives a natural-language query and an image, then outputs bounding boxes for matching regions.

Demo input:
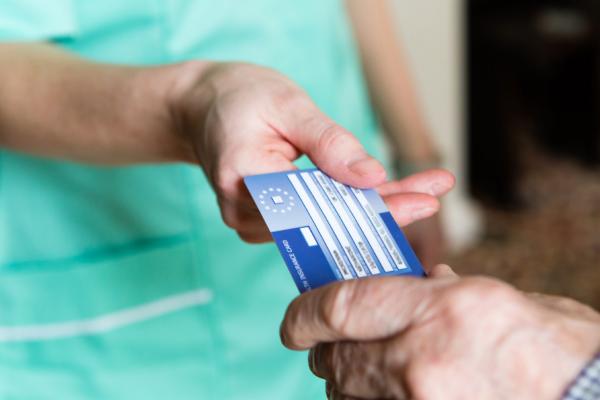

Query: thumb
[284,112,387,188]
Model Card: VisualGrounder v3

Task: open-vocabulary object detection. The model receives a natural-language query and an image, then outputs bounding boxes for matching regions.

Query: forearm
[346,0,438,164]
[0,43,199,164]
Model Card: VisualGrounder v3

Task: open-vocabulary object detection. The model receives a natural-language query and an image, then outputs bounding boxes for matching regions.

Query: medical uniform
[0,0,381,398]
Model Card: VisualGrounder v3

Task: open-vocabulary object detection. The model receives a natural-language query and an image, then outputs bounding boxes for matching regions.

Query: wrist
[562,350,600,400]
[545,318,600,399]
[152,60,216,164]
[165,61,248,170]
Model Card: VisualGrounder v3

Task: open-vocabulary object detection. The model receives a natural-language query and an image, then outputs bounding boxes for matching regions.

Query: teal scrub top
[0,0,383,398]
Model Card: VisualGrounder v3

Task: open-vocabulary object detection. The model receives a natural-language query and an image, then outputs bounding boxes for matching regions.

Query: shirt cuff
[563,351,600,400]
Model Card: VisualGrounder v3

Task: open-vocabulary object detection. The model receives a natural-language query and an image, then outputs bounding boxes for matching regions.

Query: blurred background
[391,0,600,308]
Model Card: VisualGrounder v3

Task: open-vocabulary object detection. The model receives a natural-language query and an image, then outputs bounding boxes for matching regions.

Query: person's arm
[0,43,452,242]
[0,43,196,164]
[281,267,600,399]
[345,0,439,166]
[345,0,446,268]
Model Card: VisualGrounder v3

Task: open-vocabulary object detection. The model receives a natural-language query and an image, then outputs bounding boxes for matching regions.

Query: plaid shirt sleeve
[563,352,600,400]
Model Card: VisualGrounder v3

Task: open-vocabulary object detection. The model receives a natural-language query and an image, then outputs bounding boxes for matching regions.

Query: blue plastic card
[244,168,425,292]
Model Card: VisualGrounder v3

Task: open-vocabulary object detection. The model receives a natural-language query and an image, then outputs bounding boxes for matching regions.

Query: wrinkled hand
[281,266,600,400]
[173,62,454,242]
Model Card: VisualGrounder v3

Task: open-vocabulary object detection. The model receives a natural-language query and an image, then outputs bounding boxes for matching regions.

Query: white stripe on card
[313,171,379,275]
[331,179,394,272]
[301,172,366,277]
[351,188,407,269]
[288,174,353,279]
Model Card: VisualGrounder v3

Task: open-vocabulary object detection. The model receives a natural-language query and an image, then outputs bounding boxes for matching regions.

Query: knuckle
[403,351,450,398]
[316,123,356,154]
[213,165,241,199]
[321,282,360,336]
[220,204,240,227]
[265,75,313,114]
[315,339,398,398]
[219,205,239,230]
[329,342,375,393]
[466,277,519,304]
[272,85,308,111]
[442,278,520,321]
[309,344,329,378]
[331,345,354,389]
[552,296,582,310]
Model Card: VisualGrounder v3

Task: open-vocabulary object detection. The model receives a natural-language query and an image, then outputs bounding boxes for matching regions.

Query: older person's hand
[281,266,600,399]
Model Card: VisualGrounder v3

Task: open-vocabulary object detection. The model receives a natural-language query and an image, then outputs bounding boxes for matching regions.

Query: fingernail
[411,207,436,221]
[347,156,385,178]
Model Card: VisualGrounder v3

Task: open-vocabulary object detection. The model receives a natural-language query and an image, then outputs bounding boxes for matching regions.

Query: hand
[172,62,454,242]
[402,213,445,271]
[281,266,600,400]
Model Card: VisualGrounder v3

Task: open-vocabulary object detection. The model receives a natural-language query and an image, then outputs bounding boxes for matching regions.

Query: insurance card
[244,168,425,292]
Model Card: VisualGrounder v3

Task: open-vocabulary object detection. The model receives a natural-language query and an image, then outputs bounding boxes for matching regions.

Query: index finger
[280,275,445,350]
[281,109,387,189]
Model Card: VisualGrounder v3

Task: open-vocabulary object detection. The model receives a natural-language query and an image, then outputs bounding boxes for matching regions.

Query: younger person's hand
[172,62,454,242]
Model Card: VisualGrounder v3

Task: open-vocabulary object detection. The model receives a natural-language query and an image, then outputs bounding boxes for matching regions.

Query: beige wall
[390,0,481,250]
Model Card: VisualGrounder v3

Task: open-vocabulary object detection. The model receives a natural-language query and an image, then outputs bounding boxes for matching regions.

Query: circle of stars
[258,187,295,213]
